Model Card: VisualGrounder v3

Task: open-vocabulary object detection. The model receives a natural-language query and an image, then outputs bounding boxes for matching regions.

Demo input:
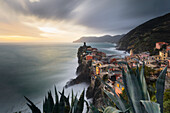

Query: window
[117,84,119,88]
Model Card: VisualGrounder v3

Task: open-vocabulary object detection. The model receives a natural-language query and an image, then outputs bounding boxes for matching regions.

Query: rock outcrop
[86,78,105,108]
[65,43,105,108]
[65,44,92,88]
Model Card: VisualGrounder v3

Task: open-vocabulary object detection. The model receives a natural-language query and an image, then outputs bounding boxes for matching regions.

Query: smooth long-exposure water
[0,42,127,112]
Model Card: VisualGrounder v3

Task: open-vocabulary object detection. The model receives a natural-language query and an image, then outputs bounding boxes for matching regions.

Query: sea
[0,42,129,113]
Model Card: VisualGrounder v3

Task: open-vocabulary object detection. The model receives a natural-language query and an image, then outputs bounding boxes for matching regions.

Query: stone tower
[130,49,133,56]
[83,42,86,47]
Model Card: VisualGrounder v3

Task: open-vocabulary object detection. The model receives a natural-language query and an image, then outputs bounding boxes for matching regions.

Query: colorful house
[115,81,124,95]
[156,42,168,49]
[86,50,92,55]
[87,47,92,51]
[152,55,161,61]
[166,45,170,57]
[139,52,150,60]
[86,55,93,60]
[159,50,168,61]
[92,48,98,51]
[166,45,170,51]
[166,57,170,67]
[130,49,134,56]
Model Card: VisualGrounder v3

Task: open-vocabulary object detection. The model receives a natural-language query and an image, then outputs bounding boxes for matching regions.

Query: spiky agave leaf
[59,88,66,113]
[75,90,85,113]
[90,104,100,113]
[103,106,121,113]
[24,96,41,113]
[137,62,150,100]
[69,90,75,113]
[71,89,74,107]
[97,76,128,112]
[55,86,59,104]
[84,100,90,113]
[124,64,145,113]
[103,90,129,111]
[140,100,160,113]
[71,94,79,113]
[156,66,167,113]
[65,95,71,113]
[43,96,48,113]
[53,87,59,113]
[47,91,55,113]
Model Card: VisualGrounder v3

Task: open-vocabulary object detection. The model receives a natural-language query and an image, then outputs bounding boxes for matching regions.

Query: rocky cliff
[65,45,92,88]
[118,13,170,53]
[65,44,105,108]
[86,78,106,108]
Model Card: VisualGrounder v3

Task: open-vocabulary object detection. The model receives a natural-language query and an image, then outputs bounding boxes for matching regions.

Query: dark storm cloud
[4,0,83,19]
[3,0,170,34]
[75,0,170,34]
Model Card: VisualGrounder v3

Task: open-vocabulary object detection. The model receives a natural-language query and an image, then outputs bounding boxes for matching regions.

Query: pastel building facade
[159,51,168,61]
[156,42,168,49]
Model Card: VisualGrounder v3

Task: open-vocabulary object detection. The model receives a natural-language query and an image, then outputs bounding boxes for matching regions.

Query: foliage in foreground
[163,89,170,113]
[25,63,168,113]
[94,63,167,113]
[25,88,88,113]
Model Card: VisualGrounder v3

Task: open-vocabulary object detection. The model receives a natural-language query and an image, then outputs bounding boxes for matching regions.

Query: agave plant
[25,87,89,113]
[96,63,167,113]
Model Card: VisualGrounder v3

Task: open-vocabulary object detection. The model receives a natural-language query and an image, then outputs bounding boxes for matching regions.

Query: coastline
[65,42,128,108]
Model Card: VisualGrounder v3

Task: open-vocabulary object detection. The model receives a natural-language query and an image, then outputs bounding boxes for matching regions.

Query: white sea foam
[101,47,129,58]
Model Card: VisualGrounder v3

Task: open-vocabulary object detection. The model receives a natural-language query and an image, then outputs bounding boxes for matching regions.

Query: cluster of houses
[126,42,170,76]
[81,42,170,96]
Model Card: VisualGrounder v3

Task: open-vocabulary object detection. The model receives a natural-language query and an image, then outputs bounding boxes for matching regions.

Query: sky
[0,0,170,42]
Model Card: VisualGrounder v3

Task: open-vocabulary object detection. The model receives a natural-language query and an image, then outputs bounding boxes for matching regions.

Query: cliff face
[118,13,170,53]
[73,34,124,44]
[65,44,105,108]
[65,45,91,87]
[86,78,105,108]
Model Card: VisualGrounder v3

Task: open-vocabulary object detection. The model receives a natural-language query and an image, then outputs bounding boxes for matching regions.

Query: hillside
[73,34,124,43]
[118,13,170,53]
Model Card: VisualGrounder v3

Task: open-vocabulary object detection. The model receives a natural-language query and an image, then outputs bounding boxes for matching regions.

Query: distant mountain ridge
[73,34,124,43]
[118,13,170,53]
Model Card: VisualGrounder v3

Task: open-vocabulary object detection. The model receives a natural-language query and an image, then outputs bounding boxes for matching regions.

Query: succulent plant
[25,87,88,113]
[97,63,167,113]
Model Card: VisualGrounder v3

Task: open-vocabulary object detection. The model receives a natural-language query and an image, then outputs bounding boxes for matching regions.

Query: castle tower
[130,49,133,56]
[83,42,86,47]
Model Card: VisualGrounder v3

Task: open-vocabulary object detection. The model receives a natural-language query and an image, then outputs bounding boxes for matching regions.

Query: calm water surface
[0,42,126,112]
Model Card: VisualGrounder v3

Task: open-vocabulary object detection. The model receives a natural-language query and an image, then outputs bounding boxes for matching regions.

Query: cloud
[73,0,170,34]
[0,0,170,42]
[29,0,40,3]
[3,0,83,20]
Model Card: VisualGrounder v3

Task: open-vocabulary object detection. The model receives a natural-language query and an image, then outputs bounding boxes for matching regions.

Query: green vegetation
[96,63,167,113]
[163,89,170,113]
[25,63,168,113]
[118,13,170,53]
[25,88,88,113]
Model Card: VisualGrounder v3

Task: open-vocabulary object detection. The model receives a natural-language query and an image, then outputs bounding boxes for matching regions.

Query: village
[80,42,170,96]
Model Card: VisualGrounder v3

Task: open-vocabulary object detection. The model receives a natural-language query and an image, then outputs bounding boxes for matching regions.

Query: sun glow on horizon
[0,2,112,43]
